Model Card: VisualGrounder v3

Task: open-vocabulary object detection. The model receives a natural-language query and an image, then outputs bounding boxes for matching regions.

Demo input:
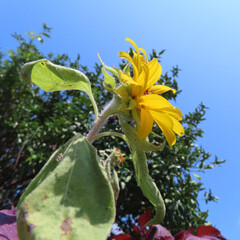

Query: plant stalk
[86,99,114,143]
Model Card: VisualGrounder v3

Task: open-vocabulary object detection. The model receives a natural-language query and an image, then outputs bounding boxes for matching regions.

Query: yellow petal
[132,51,141,71]
[135,63,149,94]
[158,122,176,147]
[158,107,183,120]
[138,94,173,109]
[149,85,176,95]
[149,110,173,130]
[149,110,176,147]
[126,38,140,55]
[171,117,184,136]
[125,38,142,71]
[146,59,162,90]
[118,51,133,62]
[119,51,139,79]
[136,108,153,139]
[121,74,142,97]
[139,48,149,63]
[121,73,139,85]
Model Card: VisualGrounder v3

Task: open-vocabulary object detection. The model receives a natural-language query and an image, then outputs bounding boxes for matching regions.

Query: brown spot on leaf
[42,195,49,201]
[27,223,37,233]
[61,218,73,235]
[56,153,63,162]
[22,209,28,221]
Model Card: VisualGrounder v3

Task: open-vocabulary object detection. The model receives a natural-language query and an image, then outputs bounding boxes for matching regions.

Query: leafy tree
[0,25,225,235]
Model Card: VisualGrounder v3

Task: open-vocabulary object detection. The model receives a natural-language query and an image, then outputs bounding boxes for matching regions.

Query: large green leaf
[119,118,165,225]
[20,59,98,119]
[17,135,115,240]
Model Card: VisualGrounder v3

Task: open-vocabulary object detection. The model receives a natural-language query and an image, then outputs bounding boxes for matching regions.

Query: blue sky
[1,0,240,239]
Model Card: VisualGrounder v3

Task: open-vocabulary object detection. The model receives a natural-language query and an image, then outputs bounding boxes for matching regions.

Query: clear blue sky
[1,0,240,239]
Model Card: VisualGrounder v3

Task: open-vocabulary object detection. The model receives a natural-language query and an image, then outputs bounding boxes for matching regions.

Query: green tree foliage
[0,25,225,235]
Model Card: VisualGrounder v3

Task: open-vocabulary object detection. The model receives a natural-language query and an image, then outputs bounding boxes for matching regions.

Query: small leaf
[42,33,50,38]
[193,173,201,180]
[17,134,115,240]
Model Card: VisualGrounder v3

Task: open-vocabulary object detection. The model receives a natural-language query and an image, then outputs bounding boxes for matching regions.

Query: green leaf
[20,59,98,120]
[131,148,165,225]
[119,118,165,152]
[193,173,201,180]
[119,118,165,224]
[21,59,91,93]
[17,134,115,240]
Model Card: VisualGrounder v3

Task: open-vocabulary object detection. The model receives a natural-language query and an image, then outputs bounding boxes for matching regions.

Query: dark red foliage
[138,208,151,229]
[110,233,133,240]
[0,203,19,240]
[111,208,152,240]
[111,209,227,240]
[174,226,226,240]
[147,225,174,240]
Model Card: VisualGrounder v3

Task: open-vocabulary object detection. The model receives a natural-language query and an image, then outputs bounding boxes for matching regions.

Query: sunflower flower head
[117,38,184,147]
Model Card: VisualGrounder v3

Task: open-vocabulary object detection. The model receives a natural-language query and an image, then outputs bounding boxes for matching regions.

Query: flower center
[143,89,154,95]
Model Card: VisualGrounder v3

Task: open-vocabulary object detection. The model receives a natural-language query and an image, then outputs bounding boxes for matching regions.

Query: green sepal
[98,53,118,90]
[98,53,119,77]
[17,134,115,240]
[102,67,116,88]
[115,85,130,101]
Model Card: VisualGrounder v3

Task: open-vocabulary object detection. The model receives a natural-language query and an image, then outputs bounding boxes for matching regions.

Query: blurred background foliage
[0,24,225,235]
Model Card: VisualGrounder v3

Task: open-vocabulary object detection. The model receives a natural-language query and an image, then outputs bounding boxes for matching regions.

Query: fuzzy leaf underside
[17,135,115,240]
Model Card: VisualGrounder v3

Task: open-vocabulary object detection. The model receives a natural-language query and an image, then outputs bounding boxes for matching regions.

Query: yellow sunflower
[118,38,184,147]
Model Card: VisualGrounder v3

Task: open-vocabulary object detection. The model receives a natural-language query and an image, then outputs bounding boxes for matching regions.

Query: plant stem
[86,99,114,143]
[91,132,127,144]
[89,93,99,122]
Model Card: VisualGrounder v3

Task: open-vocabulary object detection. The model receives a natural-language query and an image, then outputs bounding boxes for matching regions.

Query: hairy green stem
[89,93,99,123]
[91,132,127,144]
[86,99,114,143]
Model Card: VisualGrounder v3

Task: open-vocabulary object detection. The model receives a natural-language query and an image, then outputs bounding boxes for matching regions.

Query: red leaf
[174,226,227,240]
[110,233,133,240]
[133,224,140,235]
[196,226,220,237]
[188,227,194,234]
[174,230,187,240]
[138,208,151,229]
